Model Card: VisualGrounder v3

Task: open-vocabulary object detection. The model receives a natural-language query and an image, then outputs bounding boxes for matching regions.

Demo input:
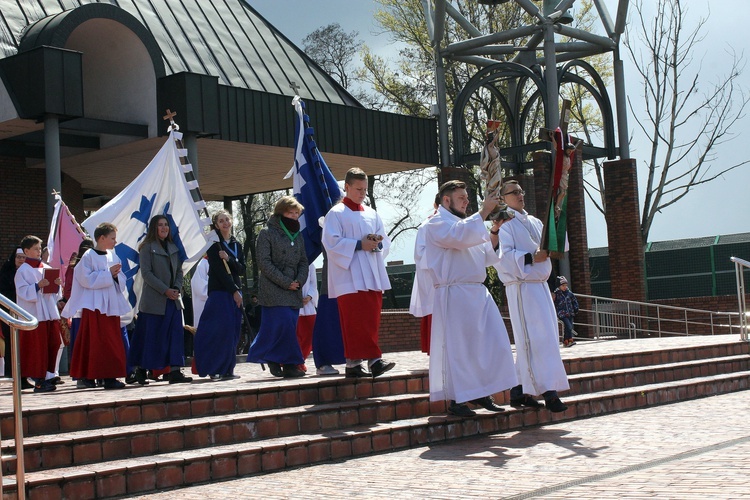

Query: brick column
[603,158,646,302]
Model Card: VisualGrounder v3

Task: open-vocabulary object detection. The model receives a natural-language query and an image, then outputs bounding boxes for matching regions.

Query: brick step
[4,370,749,499]
[565,354,750,395]
[0,393,435,475]
[561,341,749,375]
[0,373,429,438]
[6,353,746,474]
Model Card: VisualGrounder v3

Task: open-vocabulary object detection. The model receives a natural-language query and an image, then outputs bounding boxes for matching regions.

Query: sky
[250,1,750,264]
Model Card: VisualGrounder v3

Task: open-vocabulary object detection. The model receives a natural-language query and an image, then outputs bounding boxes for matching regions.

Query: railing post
[684,309,689,336]
[11,326,25,500]
[657,306,662,338]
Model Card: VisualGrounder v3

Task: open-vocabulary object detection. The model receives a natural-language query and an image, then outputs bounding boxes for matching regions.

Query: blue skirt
[194,291,242,377]
[312,295,345,367]
[246,306,304,365]
[129,300,184,370]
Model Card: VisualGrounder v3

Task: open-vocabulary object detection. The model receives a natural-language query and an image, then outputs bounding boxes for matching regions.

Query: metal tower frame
[422,0,631,169]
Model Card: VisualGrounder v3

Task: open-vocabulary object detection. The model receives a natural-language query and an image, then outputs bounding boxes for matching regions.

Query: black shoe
[267,361,283,378]
[469,396,505,412]
[33,381,56,393]
[103,379,126,390]
[76,379,97,389]
[510,394,543,409]
[134,368,149,386]
[169,370,193,384]
[21,378,34,390]
[448,401,476,417]
[221,374,240,381]
[282,365,305,378]
[370,359,395,378]
[545,397,568,413]
[125,373,138,385]
[345,365,369,378]
[49,376,64,385]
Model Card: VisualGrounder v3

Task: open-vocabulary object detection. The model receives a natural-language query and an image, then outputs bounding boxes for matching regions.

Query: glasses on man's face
[503,189,525,197]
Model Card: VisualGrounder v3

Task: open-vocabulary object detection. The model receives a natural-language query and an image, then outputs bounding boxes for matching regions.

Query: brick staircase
[2,337,749,499]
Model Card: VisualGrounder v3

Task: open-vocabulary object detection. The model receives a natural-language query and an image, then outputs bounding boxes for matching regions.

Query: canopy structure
[0,1,438,211]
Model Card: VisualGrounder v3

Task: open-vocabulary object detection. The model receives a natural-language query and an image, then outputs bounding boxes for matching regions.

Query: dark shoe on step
[345,365,369,378]
[469,395,505,412]
[103,379,125,390]
[49,376,64,385]
[370,359,395,378]
[282,365,305,378]
[169,370,193,384]
[545,397,568,413]
[267,361,283,378]
[76,379,97,389]
[510,394,542,409]
[21,378,34,390]
[33,381,56,393]
[126,373,138,385]
[221,374,240,381]
[134,368,149,386]
[448,401,476,417]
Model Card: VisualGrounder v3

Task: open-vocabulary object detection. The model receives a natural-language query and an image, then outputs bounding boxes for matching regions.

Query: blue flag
[285,96,342,263]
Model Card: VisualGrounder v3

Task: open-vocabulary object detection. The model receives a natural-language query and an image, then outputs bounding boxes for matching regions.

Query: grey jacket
[256,215,308,308]
[138,239,184,315]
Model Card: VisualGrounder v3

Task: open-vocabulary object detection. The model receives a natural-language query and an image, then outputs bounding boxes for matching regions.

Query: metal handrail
[0,293,38,500]
[572,292,740,340]
[730,256,749,341]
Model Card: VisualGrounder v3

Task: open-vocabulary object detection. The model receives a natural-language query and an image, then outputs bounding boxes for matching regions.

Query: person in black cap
[554,276,579,347]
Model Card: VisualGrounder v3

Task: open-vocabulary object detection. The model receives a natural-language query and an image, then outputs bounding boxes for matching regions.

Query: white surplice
[299,263,319,317]
[15,262,61,322]
[322,203,391,298]
[409,214,435,318]
[423,207,517,403]
[61,249,130,319]
[190,257,209,328]
[494,210,569,396]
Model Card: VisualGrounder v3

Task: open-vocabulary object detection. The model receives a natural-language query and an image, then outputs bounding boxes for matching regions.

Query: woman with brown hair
[193,209,245,380]
[247,196,309,378]
[129,215,192,385]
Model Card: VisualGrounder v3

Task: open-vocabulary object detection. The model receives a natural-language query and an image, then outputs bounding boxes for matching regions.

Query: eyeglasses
[502,189,525,197]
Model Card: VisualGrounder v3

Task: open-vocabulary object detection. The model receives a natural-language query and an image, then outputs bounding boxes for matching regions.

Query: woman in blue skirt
[247,196,308,378]
[129,215,192,385]
[194,210,244,380]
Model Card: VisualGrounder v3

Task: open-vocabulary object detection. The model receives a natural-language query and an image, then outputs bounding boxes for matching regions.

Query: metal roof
[0,0,359,106]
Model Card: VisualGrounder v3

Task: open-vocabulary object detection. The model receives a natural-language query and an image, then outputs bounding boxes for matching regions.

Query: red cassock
[70,310,126,379]
[420,315,432,355]
[336,290,382,359]
[20,320,61,379]
[296,314,315,360]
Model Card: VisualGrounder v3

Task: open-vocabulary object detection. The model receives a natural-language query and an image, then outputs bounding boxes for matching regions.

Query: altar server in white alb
[422,180,517,417]
[409,193,440,355]
[322,167,395,378]
[493,180,569,412]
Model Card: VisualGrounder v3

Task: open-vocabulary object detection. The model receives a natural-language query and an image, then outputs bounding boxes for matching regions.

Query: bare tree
[624,0,749,242]
[303,23,361,90]
[304,20,438,247]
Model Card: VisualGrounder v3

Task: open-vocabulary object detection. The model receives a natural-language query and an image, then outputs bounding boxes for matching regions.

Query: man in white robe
[409,194,440,354]
[322,167,395,378]
[423,180,517,417]
[493,180,569,413]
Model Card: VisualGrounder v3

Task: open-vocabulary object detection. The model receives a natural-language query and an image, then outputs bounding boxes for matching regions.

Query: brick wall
[603,158,646,302]
[0,156,85,255]
[378,309,421,353]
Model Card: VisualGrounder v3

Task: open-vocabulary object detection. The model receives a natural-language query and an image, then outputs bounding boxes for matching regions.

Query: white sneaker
[316,365,339,376]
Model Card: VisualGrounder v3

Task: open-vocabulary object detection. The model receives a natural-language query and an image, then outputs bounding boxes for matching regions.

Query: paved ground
[128,389,750,499]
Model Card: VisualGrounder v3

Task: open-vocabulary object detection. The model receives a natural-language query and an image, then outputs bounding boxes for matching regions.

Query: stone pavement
[125,389,750,499]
